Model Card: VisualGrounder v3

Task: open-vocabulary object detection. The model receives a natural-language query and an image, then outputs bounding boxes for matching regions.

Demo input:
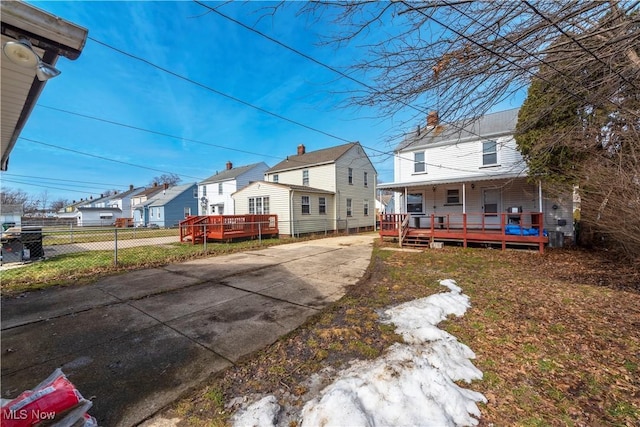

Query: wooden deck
[179,214,278,244]
[380,212,548,253]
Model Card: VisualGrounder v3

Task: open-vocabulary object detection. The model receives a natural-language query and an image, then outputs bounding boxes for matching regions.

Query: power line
[1,172,129,188]
[19,137,206,181]
[87,36,352,144]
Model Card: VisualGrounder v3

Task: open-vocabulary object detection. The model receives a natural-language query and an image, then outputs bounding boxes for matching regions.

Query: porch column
[404,187,408,214]
[538,180,543,212]
[462,183,467,214]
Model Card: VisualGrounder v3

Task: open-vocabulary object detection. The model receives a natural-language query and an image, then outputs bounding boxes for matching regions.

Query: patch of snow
[231,279,486,427]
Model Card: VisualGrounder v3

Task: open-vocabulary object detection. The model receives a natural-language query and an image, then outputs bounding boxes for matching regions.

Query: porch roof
[377,172,527,191]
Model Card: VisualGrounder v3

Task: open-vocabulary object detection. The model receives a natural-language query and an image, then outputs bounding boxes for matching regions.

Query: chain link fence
[1,217,377,270]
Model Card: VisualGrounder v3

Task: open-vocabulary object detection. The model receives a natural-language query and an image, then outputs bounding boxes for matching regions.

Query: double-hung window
[346,198,352,217]
[364,200,369,216]
[446,189,460,204]
[319,197,326,214]
[302,196,310,214]
[302,169,309,186]
[218,183,223,195]
[414,151,426,173]
[364,171,368,187]
[482,140,497,165]
[348,168,353,185]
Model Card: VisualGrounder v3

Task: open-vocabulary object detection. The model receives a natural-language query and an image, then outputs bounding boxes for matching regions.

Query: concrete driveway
[1,234,376,426]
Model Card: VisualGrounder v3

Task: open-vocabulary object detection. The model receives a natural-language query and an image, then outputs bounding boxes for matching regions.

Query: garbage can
[548,231,564,248]
[21,227,44,259]
[2,239,24,263]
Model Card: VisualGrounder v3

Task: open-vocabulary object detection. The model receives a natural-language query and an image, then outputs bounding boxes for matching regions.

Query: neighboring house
[77,206,122,227]
[233,142,377,236]
[130,184,165,227]
[0,204,23,228]
[378,109,573,237]
[198,162,269,216]
[133,183,198,228]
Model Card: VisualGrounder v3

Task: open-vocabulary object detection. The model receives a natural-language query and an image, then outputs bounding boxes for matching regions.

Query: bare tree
[149,173,181,187]
[295,1,639,257]
[297,2,638,122]
[0,188,30,206]
[50,198,68,212]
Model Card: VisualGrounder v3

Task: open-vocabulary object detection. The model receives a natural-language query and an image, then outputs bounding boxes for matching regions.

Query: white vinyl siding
[394,135,526,183]
[482,140,498,166]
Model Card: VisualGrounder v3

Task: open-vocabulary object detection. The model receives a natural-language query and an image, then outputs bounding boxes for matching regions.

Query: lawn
[158,243,640,426]
[0,237,284,295]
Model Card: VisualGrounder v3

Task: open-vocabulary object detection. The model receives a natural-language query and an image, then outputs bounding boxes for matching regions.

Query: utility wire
[88,36,352,144]
[20,137,206,182]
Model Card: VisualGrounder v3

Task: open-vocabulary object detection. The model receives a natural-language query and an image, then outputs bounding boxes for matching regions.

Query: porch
[179,214,278,244]
[379,212,548,253]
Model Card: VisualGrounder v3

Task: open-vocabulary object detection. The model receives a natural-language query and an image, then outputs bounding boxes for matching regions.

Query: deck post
[463,213,467,248]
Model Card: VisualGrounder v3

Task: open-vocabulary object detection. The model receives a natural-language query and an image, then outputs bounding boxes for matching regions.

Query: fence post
[114,228,118,266]
[258,220,262,244]
[203,223,207,252]
[70,223,74,244]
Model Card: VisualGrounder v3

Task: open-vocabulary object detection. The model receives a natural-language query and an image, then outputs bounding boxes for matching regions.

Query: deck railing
[379,212,547,252]
[179,215,278,244]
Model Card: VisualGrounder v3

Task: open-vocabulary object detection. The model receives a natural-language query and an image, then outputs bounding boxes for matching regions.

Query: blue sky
[3,1,522,205]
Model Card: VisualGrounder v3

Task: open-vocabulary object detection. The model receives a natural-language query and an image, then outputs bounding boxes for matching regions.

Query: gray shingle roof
[397,108,520,151]
[266,142,358,173]
[200,162,267,184]
[143,183,196,207]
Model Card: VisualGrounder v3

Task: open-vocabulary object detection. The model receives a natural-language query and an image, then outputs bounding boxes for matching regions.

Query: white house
[233,142,377,236]
[379,109,573,238]
[198,162,269,216]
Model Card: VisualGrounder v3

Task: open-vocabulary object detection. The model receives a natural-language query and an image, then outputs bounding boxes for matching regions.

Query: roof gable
[397,108,520,152]
[200,162,268,184]
[267,142,358,173]
[145,183,196,207]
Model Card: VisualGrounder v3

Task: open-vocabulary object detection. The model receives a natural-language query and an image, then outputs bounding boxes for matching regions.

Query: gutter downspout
[290,189,295,237]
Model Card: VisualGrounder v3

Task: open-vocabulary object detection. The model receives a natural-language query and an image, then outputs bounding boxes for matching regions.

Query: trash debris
[0,368,95,426]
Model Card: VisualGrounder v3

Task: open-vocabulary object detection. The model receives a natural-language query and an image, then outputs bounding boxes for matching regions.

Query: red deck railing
[379,212,548,253]
[179,215,278,244]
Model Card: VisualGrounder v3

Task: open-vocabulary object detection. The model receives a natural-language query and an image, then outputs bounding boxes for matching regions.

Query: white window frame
[319,197,326,215]
[346,198,352,217]
[348,168,353,185]
[218,182,223,195]
[446,189,460,205]
[364,199,369,216]
[301,196,310,214]
[302,169,309,186]
[414,151,426,173]
[364,171,368,187]
[482,140,498,166]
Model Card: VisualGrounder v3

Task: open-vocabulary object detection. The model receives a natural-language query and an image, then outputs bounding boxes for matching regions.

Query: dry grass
[159,243,640,426]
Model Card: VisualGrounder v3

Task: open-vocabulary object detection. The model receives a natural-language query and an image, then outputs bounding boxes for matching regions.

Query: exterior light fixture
[2,38,61,81]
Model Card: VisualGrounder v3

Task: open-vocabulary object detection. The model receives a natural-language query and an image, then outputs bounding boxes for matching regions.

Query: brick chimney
[427,111,439,127]
[129,184,134,190]
[163,183,169,190]
[297,144,306,155]
[226,161,233,170]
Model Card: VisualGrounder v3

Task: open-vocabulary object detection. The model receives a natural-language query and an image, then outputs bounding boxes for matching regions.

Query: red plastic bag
[1,369,91,427]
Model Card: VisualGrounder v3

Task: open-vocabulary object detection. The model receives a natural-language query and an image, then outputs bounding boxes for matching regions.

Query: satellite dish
[200,196,208,205]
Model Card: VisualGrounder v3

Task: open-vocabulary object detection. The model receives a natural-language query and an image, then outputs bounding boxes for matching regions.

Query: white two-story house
[197,162,269,216]
[379,109,573,241]
[233,142,377,237]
